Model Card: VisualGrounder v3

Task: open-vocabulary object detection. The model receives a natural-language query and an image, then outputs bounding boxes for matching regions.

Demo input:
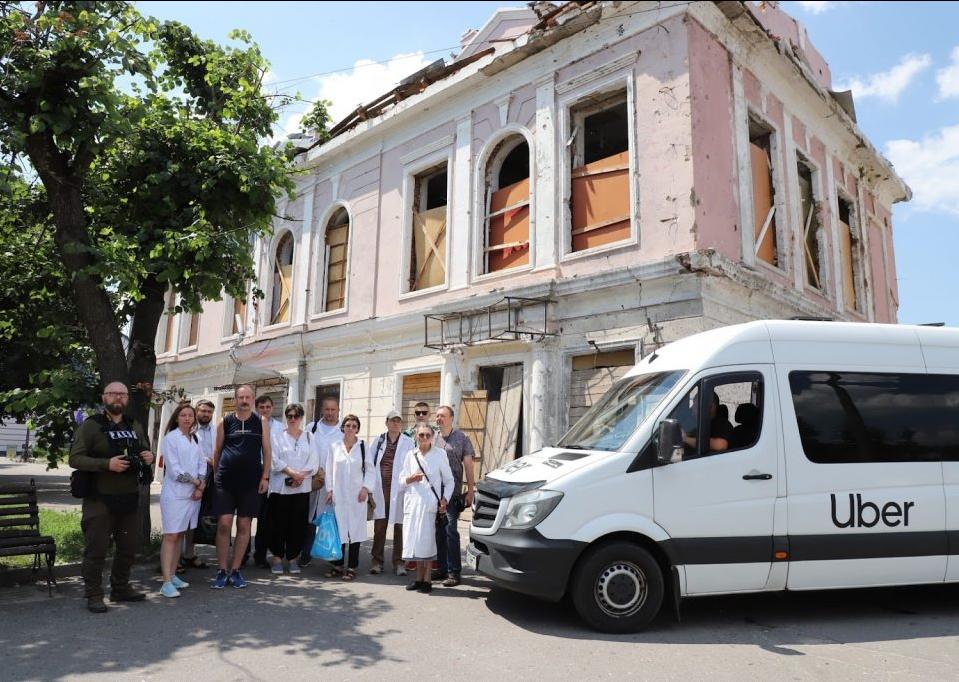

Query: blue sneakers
[210,569,229,589]
[160,581,181,598]
[171,575,190,589]
[230,570,247,589]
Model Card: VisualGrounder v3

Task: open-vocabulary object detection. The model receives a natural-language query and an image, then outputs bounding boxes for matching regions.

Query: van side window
[665,373,764,460]
[789,371,959,463]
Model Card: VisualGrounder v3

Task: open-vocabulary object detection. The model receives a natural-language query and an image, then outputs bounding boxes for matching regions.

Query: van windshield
[558,371,685,452]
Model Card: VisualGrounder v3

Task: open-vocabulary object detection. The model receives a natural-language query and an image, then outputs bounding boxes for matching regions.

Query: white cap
[385,410,403,421]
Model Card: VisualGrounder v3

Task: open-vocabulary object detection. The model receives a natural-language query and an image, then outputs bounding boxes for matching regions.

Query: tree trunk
[26,135,129,386]
[127,274,166,549]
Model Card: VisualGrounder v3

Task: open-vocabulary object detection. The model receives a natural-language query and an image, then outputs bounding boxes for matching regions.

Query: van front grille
[472,490,502,528]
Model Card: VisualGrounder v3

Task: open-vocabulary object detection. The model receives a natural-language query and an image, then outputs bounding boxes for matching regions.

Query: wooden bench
[0,479,57,594]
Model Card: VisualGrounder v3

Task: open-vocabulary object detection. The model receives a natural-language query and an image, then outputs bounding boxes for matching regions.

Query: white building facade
[153,1,908,472]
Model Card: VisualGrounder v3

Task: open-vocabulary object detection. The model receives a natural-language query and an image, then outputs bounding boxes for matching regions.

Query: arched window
[484,136,530,273]
[320,208,350,312]
[270,231,295,325]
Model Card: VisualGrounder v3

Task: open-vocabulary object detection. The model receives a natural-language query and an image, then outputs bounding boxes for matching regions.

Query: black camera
[125,450,153,486]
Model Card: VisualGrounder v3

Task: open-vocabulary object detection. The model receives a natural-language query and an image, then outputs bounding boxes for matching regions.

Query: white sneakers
[395,565,408,576]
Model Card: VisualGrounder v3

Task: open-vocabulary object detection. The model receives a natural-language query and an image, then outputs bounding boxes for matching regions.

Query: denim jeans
[435,494,464,575]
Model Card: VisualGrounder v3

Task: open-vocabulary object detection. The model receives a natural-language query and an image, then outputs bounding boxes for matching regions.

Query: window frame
[265,230,296,329]
[796,153,827,295]
[398,149,453,299]
[745,111,785,271]
[557,70,639,262]
[313,204,352,318]
[665,371,765,461]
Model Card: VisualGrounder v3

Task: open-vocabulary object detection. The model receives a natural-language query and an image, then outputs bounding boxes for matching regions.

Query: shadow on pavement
[1,560,403,680]
[483,581,959,649]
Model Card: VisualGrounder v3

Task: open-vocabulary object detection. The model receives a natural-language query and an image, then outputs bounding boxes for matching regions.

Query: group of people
[69,381,477,613]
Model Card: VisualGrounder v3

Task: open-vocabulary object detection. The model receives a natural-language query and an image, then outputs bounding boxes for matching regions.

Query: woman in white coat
[159,404,208,598]
[325,414,376,580]
[399,424,453,594]
[369,411,415,575]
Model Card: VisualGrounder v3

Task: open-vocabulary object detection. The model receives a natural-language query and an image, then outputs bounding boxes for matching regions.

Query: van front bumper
[467,528,586,602]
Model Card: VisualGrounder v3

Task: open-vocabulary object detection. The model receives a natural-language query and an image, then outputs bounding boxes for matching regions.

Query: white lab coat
[399,446,454,561]
[160,429,207,534]
[269,429,319,496]
[327,439,377,544]
[369,432,415,525]
[306,421,341,520]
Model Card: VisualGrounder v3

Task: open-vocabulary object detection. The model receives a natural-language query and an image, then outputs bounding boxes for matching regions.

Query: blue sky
[137,1,958,326]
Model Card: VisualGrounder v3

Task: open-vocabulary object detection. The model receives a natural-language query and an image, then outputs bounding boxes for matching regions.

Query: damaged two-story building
[152,1,910,471]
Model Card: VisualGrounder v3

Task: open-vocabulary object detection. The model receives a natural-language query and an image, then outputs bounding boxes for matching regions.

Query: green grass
[0,508,162,569]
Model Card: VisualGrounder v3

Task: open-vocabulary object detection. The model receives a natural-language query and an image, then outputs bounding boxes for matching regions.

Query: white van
[467,320,959,633]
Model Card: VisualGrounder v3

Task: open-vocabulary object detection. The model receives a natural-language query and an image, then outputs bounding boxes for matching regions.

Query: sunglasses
[417,433,433,439]
[414,411,428,417]
[286,414,301,420]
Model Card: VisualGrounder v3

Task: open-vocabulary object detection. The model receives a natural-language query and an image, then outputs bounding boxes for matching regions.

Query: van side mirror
[656,419,683,465]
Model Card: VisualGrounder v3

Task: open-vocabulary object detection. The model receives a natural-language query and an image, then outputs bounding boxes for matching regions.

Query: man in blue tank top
[210,384,273,589]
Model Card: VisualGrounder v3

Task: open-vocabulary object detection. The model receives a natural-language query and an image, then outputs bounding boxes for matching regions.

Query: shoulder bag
[414,453,448,529]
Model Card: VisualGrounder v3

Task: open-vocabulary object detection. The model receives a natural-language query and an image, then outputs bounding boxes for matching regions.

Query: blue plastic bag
[311,506,343,561]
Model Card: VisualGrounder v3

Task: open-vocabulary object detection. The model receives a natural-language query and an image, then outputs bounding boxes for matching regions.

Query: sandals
[324,567,344,578]
[343,569,357,581]
[180,556,209,570]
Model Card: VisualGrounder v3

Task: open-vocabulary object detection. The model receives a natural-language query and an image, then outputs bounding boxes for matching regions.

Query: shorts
[212,484,262,519]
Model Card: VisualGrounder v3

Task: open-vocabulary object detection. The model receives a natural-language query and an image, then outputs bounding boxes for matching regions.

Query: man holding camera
[69,381,155,614]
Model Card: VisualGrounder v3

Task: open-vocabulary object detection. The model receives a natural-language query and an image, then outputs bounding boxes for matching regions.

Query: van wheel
[571,542,664,633]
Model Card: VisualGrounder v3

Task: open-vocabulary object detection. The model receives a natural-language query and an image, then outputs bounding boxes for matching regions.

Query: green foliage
[301,99,333,145]
[0,2,296,464]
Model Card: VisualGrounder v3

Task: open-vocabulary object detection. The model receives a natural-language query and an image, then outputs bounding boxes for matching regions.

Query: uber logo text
[830,493,915,528]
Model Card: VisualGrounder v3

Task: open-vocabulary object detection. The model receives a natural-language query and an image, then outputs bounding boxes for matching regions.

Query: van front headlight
[502,490,564,529]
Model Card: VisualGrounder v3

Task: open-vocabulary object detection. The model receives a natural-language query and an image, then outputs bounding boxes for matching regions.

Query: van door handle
[743,472,772,480]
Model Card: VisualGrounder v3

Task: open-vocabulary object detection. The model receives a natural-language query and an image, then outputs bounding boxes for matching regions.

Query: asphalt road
[3,458,959,680]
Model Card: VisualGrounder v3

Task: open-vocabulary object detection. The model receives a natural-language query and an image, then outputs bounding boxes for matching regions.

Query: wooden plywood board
[568,364,632,427]
[571,150,631,252]
[749,142,777,265]
[488,178,530,272]
[412,207,447,290]
[458,390,488,485]
[481,365,523,476]
[401,372,441,425]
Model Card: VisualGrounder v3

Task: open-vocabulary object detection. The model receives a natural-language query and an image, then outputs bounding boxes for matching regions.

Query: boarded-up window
[478,365,523,474]
[161,289,176,353]
[748,121,778,266]
[270,232,295,324]
[222,395,235,416]
[570,93,630,252]
[485,138,530,272]
[322,208,349,312]
[569,350,635,429]
[837,196,859,312]
[401,372,441,425]
[409,166,447,291]
[232,296,247,335]
[797,161,823,290]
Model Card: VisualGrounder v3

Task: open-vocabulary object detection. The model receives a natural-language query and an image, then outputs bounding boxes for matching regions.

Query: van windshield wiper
[559,444,590,450]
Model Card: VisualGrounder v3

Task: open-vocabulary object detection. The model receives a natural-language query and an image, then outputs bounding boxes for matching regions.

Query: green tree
[300,98,333,144]
[0,2,295,438]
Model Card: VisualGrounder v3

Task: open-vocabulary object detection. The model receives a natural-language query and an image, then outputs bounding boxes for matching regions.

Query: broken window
[409,164,447,291]
[270,231,295,324]
[484,137,530,273]
[797,159,823,290]
[569,92,631,252]
[321,208,350,312]
[837,195,860,312]
[161,289,176,354]
[231,296,246,335]
[186,312,199,348]
[748,119,778,266]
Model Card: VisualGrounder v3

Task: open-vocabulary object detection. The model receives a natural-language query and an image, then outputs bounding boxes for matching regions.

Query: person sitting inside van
[731,403,760,449]
[682,392,732,455]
